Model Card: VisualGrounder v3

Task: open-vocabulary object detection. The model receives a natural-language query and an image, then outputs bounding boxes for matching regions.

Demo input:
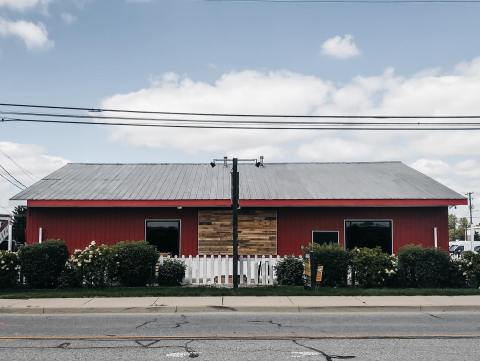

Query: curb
[1,305,480,314]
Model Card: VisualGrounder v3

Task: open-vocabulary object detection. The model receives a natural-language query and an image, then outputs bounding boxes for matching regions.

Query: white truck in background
[449,241,480,254]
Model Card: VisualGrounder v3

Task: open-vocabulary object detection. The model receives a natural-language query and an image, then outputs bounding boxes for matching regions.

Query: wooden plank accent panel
[198,209,277,255]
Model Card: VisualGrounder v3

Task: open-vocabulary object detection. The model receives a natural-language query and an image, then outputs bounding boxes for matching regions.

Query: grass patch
[1,286,480,299]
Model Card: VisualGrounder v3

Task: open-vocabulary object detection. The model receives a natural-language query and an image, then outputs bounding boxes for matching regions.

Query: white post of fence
[225,256,230,285]
[268,255,274,285]
[195,254,200,285]
[187,255,192,284]
[239,255,243,285]
[202,254,207,284]
[216,256,222,284]
[261,256,267,285]
[246,255,251,285]
[38,227,43,244]
[253,255,258,285]
[209,255,214,284]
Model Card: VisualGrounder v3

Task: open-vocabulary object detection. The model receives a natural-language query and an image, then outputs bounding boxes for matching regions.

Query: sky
[0,0,479,220]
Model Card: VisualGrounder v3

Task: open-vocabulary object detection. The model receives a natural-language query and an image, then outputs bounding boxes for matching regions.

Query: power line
[3,116,480,130]
[0,148,38,181]
[4,110,480,126]
[0,163,27,188]
[3,102,480,119]
[0,171,25,191]
[206,0,480,3]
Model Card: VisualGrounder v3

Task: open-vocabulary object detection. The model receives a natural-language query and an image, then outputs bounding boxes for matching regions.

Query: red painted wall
[277,207,449,255]
[26,206,448,255]
[26,207,198,255]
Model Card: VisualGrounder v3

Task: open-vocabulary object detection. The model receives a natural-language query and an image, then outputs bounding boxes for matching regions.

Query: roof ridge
[66,161,403,165]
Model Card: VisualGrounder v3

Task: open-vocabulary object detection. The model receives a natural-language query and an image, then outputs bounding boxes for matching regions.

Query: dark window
[312,231,339,246]
[345,220,392,254]
[145,220,180,256]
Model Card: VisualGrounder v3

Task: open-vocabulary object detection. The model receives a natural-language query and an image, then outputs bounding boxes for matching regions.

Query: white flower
[90,241,96,246]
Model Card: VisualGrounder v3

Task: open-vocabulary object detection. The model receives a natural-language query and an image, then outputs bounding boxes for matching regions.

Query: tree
[456,217,469,241]
[448,214,457,241]
[448,214,470,241]
[12,206,27,244]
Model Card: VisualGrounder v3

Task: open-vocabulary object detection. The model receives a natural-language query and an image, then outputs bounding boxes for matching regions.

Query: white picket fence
[159,255,299,287]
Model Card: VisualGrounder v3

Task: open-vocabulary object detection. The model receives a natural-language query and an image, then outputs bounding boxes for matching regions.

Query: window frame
[343,219,394,255]
[144,219,182,256]
[311,230,340,246]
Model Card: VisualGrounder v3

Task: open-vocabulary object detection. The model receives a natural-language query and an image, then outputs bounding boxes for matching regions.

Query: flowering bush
[456,252,480,288]
[350,247,397,288]
[0,250,20,288]
[71,241,115,287]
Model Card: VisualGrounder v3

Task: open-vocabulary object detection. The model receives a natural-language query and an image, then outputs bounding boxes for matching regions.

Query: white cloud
[0,142,68,211]
[61,12,76,25]
[321,34,360,59]
[0,0,44,11]
[99,57,480,219]
[0,17,53,49]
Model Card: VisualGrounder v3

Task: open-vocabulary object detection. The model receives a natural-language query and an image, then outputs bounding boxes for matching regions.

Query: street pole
[211,156,262,289]
[231,158,239,289]
[467,192,474,250]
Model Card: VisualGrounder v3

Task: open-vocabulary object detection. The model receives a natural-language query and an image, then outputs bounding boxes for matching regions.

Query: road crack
[135,318,158,329]
[174,314,189,328]
[249,320,283,328]
[292,340,356,361]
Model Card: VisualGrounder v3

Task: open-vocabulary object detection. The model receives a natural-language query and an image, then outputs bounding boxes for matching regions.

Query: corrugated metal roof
[11,161,465,201]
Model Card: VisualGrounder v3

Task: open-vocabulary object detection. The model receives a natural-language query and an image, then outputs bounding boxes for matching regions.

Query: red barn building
[11,161,467,255]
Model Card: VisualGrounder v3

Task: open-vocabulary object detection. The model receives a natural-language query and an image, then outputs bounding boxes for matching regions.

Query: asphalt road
[1,312,480,360]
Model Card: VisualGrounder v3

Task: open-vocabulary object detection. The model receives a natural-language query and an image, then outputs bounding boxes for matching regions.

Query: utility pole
[211,156,263,289]
[467,192,474,250]
[231,158,239,288]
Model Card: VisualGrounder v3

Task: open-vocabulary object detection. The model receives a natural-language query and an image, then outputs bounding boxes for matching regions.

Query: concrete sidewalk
[1,296,480,313]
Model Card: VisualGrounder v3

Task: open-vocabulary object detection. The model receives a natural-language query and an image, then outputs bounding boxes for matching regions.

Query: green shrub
[0,250,19,288]
[350,247,397,288]
[18,240,68,288]
[275,256,304,285]
[456,252,480,288]
[397,245,451,288]
[158,259,186,286]
[71,242,115,287]
[306,243,350,287]
[112,241,159,287]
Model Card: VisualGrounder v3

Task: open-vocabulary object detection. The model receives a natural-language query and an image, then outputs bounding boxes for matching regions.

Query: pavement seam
[82,298,94,306]
[152,297,161,307]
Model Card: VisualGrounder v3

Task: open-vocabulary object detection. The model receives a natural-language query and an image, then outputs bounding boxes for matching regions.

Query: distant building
[11,161,467,255]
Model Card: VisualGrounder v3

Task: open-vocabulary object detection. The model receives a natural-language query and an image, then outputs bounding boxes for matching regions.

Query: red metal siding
[277,207,449,255]
[26,207,198,255]
[27,206,448,255]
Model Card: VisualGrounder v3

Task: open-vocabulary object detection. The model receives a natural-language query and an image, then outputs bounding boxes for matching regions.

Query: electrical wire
[3,110,480,126]
[2,102,480,119]
[3,116,480,130]
[0,163,26,188]
[0,171,25,190]
[0,148,38,181]
[206,0,480,3]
